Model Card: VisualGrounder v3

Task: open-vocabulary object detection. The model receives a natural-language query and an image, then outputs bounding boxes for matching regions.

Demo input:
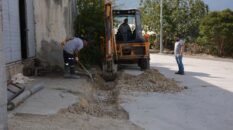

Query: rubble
[11,73,34,84]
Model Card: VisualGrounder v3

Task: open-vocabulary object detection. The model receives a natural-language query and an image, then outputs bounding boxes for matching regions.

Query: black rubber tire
[138,58,150,70]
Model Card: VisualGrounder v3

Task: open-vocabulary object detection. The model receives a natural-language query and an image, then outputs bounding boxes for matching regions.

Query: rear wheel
[138,58,150,70]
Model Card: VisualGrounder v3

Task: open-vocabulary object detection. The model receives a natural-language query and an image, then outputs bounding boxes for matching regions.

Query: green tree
[198,9,233,57]
[140,0,208,48]
[74,0,105,67]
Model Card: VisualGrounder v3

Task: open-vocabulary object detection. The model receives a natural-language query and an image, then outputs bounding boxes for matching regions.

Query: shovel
[77,60,94,82]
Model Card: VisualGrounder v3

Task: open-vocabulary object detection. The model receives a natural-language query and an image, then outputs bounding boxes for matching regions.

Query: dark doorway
[19,0,28,59]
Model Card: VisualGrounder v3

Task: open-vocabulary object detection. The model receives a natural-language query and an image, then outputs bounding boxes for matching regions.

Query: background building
[1,0,77,78]
[0,0,77,129]
[0,0,7,129]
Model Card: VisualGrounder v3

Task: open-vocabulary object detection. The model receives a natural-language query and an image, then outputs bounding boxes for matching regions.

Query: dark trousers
[63,50,75,74]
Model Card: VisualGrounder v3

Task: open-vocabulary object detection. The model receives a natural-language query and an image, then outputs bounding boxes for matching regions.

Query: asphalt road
[120,54,233,130]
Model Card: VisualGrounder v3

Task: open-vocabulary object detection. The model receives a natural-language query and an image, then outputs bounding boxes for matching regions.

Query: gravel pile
[118,69,184,93]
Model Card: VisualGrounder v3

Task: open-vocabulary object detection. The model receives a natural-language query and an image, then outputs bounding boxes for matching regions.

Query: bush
[74,0,105,67]
[198,9,233,57]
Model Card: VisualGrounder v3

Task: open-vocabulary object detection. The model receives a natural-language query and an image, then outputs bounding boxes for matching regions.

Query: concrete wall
[0,0,8,129]
[34,0,77,67]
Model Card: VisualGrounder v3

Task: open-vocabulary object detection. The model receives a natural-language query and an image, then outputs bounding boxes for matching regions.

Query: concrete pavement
[14,89,79,116]
[120,54,233,130]
[9,76,91,116]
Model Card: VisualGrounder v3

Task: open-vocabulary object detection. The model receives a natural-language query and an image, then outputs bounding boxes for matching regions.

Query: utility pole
[160,0,163,53]
[0,0,8,129]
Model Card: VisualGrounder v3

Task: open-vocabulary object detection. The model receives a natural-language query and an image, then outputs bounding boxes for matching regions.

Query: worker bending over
[61,37,88,78]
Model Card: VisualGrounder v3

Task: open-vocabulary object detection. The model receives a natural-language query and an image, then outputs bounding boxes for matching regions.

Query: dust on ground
[9,111,142,130]
[9,67,183,130]
[67,70,128,119]
[65,68,183,119]
[8,68,140,130]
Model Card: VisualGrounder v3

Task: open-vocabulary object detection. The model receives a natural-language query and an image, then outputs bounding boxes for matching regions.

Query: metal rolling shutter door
[26,0,36,57]
[2,0,21,63]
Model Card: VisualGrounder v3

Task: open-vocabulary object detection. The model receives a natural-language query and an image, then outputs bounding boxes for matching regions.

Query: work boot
[64,64,70,77]
[70,65,76,75]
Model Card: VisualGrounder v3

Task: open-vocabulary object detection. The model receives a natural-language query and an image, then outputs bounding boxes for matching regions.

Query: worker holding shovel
[61,36,88,79]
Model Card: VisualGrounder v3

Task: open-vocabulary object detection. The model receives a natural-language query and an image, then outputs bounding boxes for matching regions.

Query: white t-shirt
[174,40,184,56]
[63,37,84,54]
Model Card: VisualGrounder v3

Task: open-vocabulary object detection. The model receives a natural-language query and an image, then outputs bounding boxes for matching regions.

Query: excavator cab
[113,9,150,68]
[102,2,150,81]
[114,10,144,43]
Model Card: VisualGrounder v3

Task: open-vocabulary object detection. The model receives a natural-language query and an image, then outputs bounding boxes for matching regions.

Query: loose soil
[68,68,183,119]
[118,69,184,93]
[9,67,183,130]
[67,72,129,119]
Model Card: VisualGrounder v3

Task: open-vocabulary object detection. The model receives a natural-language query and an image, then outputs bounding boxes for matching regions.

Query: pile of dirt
[118,69,184,93]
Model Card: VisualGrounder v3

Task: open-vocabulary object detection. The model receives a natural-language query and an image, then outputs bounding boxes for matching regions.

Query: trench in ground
[66,71,129,120]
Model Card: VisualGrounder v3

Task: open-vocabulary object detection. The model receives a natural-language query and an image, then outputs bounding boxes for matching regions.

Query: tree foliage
[75,0,105,39]
[74,0,105,67]
[140,0,208,47]
[198,9,233,57]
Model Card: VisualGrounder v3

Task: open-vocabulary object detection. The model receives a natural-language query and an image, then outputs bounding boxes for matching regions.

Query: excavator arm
[102,1,118,81]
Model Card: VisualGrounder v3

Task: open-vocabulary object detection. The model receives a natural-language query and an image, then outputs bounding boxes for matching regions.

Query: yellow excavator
[102,1,150,81]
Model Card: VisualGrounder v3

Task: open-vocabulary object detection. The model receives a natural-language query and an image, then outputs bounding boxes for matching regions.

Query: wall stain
[53,0,62,6]
[64,7,70,36]
[40,40,63,67]
[36,0,77,67]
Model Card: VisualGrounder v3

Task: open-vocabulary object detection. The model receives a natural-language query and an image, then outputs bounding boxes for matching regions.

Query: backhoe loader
[102,1,150,81]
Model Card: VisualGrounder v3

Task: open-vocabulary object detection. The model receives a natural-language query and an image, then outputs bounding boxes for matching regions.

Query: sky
[116,0,233,11]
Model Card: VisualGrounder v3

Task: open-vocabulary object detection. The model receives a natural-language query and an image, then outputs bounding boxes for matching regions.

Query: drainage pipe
[8,83,44,111]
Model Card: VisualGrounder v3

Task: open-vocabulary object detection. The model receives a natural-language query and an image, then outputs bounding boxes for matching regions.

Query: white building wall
[34,0,76,67]
[34,0,76,66]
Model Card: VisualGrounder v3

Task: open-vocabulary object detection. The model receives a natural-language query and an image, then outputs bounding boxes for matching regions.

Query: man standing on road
[61,37,88,78]
[174,36,185,75]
